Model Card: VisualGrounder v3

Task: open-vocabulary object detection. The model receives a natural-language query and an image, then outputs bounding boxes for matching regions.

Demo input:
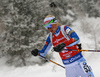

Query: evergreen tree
[0,0,100,66]
[0,0,50,66]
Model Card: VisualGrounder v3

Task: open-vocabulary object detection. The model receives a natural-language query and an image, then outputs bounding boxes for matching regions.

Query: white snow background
[0,17,100,77]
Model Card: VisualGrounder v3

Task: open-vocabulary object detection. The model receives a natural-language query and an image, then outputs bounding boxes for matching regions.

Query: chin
[52,31,55,34]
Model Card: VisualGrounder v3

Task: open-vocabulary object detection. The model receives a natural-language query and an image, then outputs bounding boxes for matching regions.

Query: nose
[48,27,52,31]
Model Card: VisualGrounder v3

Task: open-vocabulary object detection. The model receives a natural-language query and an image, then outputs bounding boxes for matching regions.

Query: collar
[54,26,60,35]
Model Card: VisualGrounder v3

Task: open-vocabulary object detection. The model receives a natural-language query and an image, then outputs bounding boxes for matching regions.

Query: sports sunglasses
[43,18,57,29]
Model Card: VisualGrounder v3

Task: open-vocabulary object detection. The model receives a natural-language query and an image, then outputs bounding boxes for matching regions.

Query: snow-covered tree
[0,0,100,66]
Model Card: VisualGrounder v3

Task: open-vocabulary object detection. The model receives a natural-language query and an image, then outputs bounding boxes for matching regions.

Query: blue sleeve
[39,34,52,56]
[64,26,80,47]
[70,32,79,40]
[64,26,79,41]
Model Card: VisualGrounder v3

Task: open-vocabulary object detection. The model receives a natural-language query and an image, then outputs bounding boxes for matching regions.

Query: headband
[44,17,55,22]
[44,17,57,25]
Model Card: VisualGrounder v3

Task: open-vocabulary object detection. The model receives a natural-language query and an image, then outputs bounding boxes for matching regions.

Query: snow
[0,17,100,77]
[0,57,65,77]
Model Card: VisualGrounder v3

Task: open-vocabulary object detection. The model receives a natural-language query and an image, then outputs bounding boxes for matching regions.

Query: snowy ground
[0,54,100,77]
[0,17,100,77]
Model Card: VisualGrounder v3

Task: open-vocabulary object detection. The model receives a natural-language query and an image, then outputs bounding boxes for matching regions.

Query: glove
[77,43,82,50]
[31,49,39,56]
[53,43,66,52]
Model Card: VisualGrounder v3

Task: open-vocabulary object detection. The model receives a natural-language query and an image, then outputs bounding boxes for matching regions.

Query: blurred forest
[0,0,100,67]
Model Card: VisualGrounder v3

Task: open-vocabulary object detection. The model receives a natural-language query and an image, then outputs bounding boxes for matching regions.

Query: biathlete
[31,15,94,77]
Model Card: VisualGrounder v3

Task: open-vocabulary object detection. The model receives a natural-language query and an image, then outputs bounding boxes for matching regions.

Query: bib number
[80,61,91,74]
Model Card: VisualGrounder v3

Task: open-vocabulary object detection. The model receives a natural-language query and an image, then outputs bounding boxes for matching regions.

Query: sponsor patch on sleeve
[66,28,71,34]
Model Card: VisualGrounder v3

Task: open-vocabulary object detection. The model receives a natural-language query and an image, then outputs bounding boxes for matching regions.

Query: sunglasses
[43,18,57,29]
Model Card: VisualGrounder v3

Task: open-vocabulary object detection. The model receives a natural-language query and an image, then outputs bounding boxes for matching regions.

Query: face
[47,23,58,34]
[44,17,59,34]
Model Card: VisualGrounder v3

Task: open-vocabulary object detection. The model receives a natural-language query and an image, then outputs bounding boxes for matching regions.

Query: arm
[64,26,80,47]
[31,34,52,56]
[39,34,52,56]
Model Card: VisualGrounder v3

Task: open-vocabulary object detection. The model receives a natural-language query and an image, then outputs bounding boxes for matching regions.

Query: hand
[77,43,82,50]
[31,49,39,56]
[53,43,66,52]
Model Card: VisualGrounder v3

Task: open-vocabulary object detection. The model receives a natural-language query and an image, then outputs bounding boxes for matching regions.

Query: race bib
[80,61,91,74]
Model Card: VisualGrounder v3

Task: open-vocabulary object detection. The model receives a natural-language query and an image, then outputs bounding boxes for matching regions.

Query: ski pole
[39,55,65,69]
[49,2,63,24]
[63,49,100,52]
